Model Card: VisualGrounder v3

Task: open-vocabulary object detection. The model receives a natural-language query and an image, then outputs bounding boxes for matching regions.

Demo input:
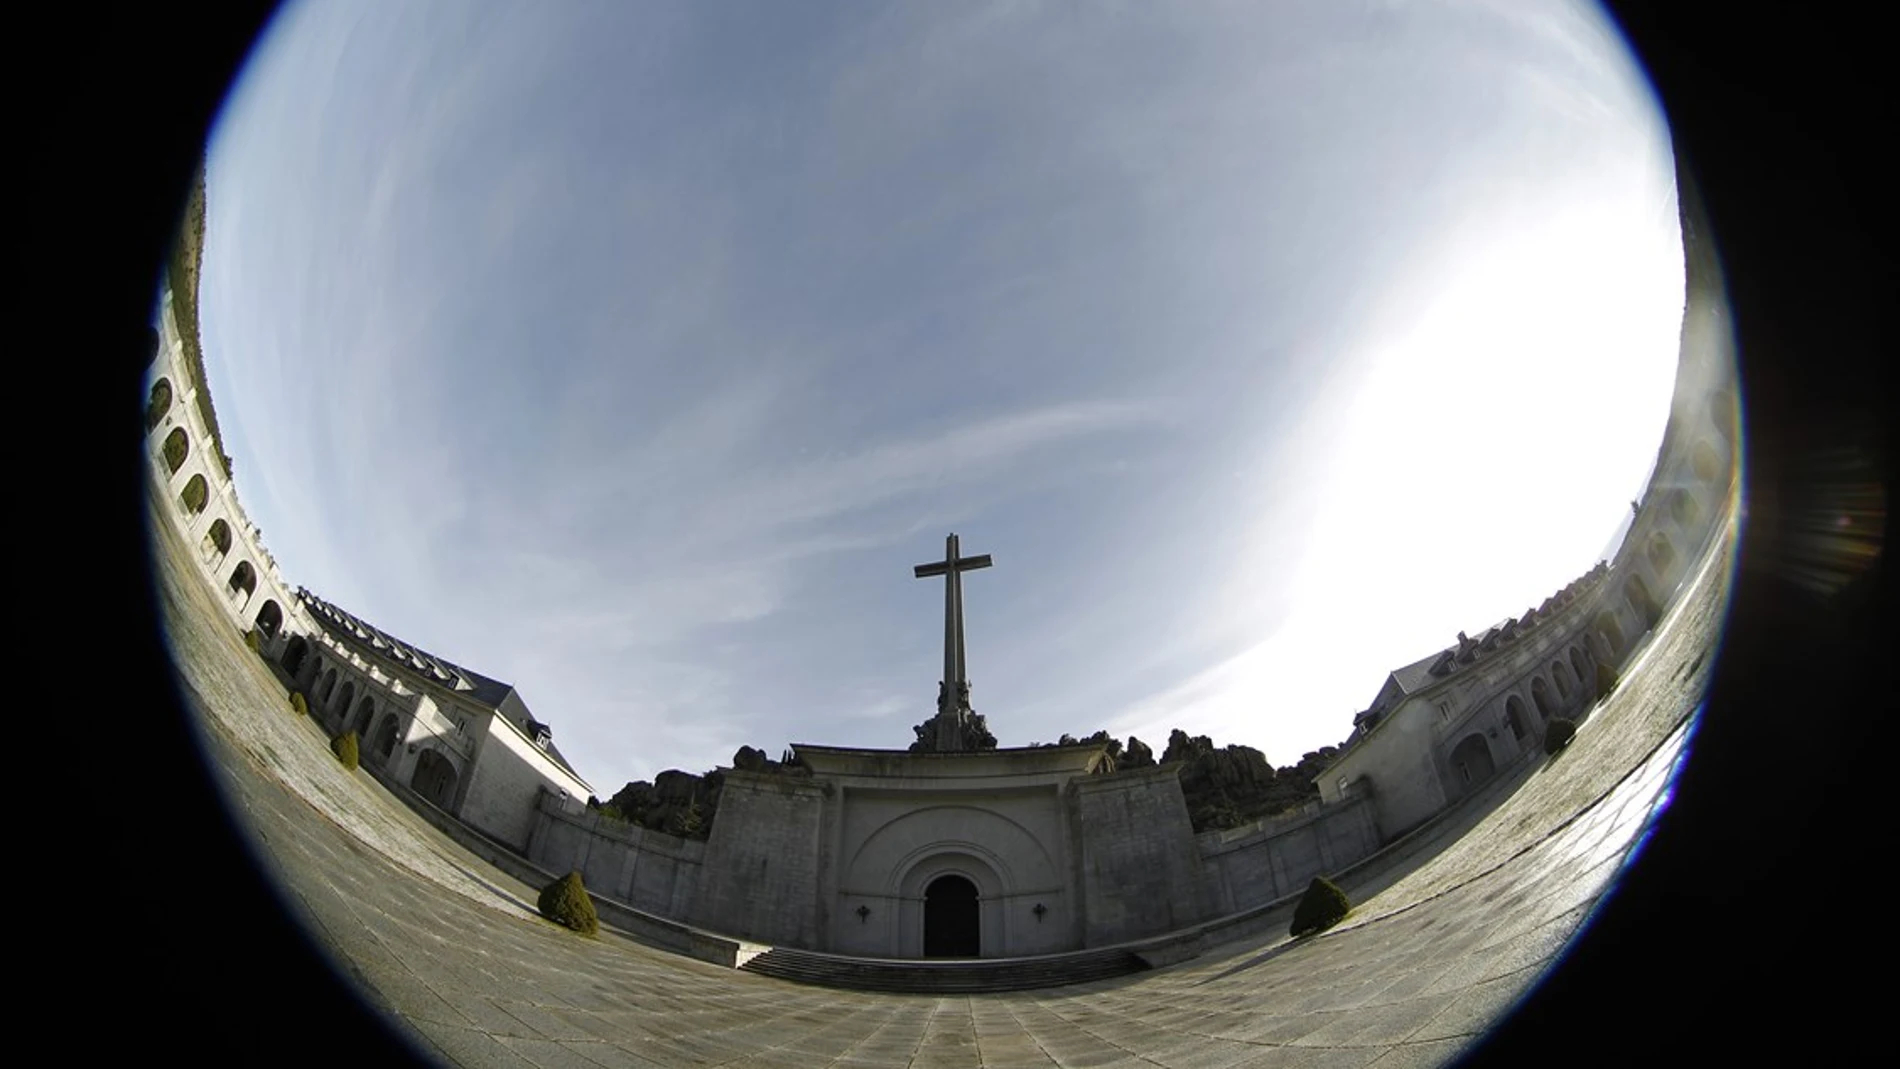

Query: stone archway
[202,519,232,566]
[162,427,190,474]
[226,560,257,607]
[254,600,283,640]
[353,697,376,739]
[1670,488,1700,529]
[371,714,402,764]
[1531,677,1554,720]
[412,750,459,809]
[179,473,209,516]
[1570,646,1590,684]
[1448,733,1495,795]
[318,667,338,707]
[1595,613,1624,659]
[923,874,981,958]
[282,636,311,678]
[146,378,173,432]
[1550,660,1571,700]
[1626,574,1660,629]
[1648,533,1677,577]
[1692,440,1724,485]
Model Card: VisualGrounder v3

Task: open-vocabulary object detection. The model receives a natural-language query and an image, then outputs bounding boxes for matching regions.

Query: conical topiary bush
[331,730,359,770]
[1544,718,1578,756]
[538,871,599,936]
[290,691,309,717]
[1290,875,1351,937]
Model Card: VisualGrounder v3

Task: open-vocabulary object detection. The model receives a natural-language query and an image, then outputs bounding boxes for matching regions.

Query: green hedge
[290,691,309,717]
[1290,875,1351,938]
[1544,718,1578,756]
[331,731,359,770]
[537,872,600,936]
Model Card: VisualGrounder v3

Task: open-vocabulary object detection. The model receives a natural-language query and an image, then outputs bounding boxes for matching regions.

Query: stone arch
[334,681,357,721]
[253,599,283,640]
[1648,533,1677,576]
[178,473,209,516]
[1626,573,1660,628]
[371,713,402,764]
[1531,677,1554,720]
[162,427,190,474]
[318,667,338,706]
[1550,660,1571,699]
[923,874,981,958]
[352,696,376,739]
[282,635,311,677]
[1691,440,1724,485]
[1503,701,1527,743]
[896,849,1007,959]
[1670,487,1700,529]
[226,560,257,605]
[1708,388,1736,440]
[146,378,173,432]
[1448,733,1496,793]
[411,749,460,809]
[201,518,232,566]
[1570,646,1590,684]
[1595,613,1624,659]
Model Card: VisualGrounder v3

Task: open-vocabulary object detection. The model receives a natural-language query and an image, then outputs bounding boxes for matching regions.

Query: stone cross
[914,533,992,718]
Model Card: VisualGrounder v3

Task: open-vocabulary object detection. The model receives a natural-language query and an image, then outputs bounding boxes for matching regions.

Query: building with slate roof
[144,279,592,854]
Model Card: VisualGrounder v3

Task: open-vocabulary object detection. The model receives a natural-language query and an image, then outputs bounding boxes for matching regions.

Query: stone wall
[527,793,707,919]
[1072,765,1216,946]
[461,714,594,852]
[1195,792,1381,915]
[691,770,828,947]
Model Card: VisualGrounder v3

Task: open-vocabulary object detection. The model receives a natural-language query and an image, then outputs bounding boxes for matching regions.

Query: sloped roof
[296,589,586,783]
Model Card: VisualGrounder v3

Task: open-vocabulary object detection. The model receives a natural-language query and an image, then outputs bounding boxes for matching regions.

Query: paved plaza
[154,493,1730,1069]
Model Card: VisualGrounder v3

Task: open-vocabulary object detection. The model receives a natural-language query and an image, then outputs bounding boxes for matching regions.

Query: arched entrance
[1595,613,1623,659]
[253,600,283,640]
[923,874,980,958]
[334,681,356,723]
[162,427,189,474]
[1626,574,1660,628]
[202,519,232,566]
[371,714,402,764]
[352,697,376,739]
[1648,533,1676,577]
[1531,677,1554,720]
[1448,733,1495,795]
[226,560,257,607]
[1692,440,1724,485]
[179,473,208,516]
[146,378,173,432]
[282,636,310,677]
[412,750,459,809]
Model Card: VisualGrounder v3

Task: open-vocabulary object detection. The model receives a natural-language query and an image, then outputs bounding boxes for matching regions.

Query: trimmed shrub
[537,871,600,936]
[245,628,262,653]
[1595,662,1618,700]
[290,691,309,717]
[1544,718,1578,756]
[331,731,359,770]
[1290,875,1351,938]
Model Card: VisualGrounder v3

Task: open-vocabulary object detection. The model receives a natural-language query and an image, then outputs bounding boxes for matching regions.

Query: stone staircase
[739,945,1149,993]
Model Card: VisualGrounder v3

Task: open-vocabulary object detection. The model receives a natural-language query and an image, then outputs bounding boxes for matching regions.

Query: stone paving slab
[151,488,1733,1069]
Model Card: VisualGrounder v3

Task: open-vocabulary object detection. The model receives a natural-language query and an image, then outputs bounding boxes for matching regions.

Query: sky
[191,0,1685,793]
